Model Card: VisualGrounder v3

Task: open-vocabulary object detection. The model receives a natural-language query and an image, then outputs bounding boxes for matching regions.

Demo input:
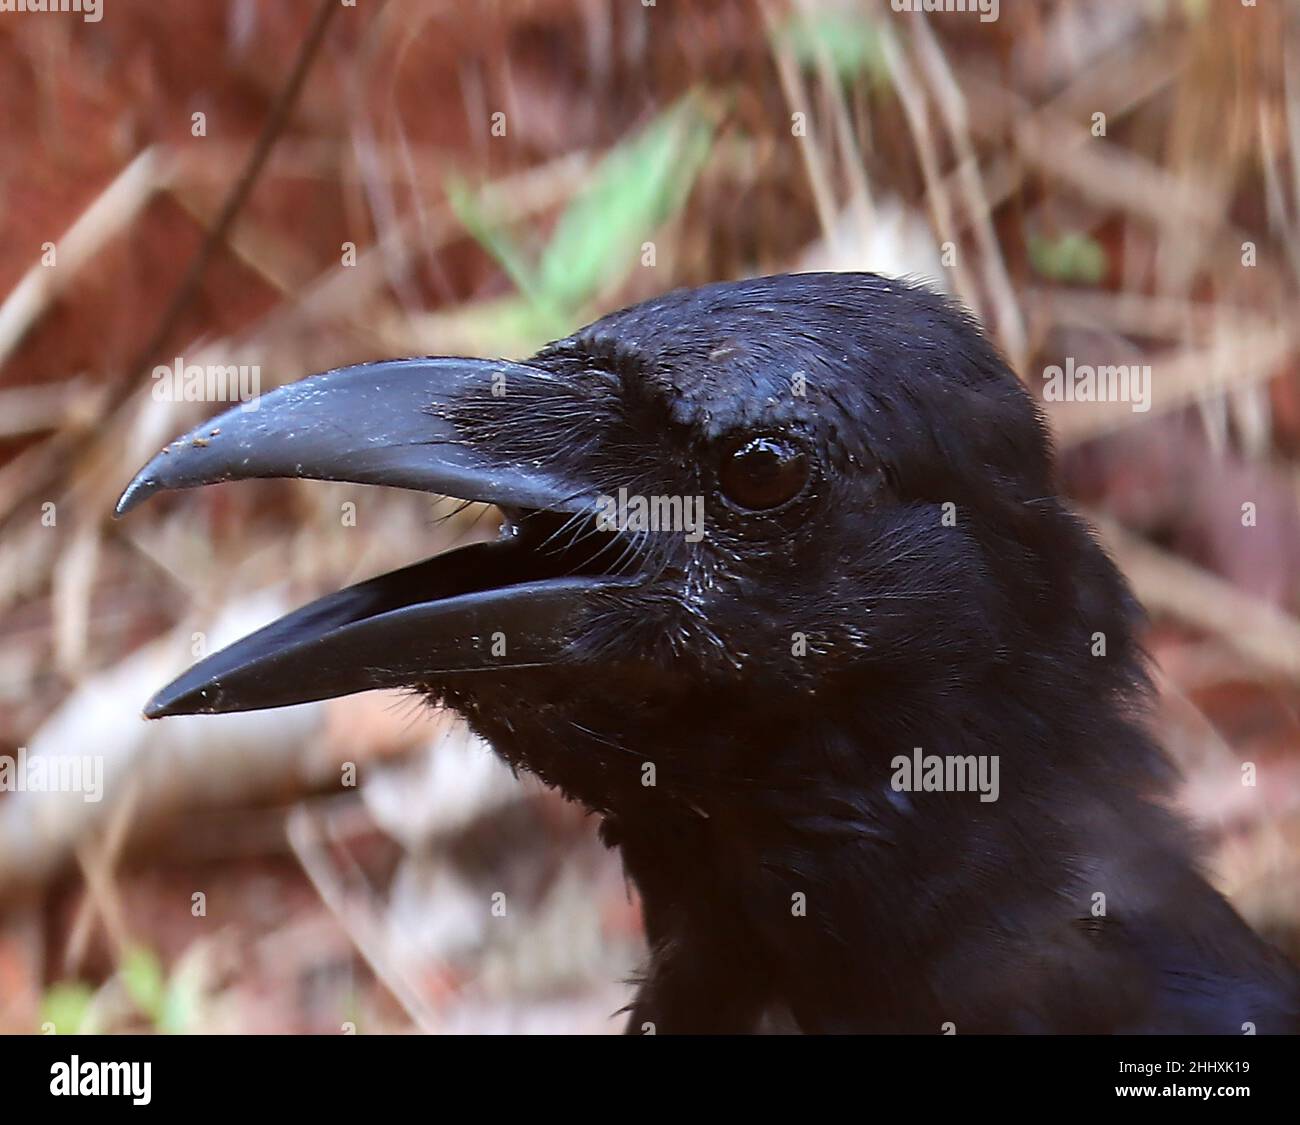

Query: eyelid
[720,431,804,458]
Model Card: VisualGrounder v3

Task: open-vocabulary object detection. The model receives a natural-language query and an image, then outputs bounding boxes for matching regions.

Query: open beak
[115,358,634,718]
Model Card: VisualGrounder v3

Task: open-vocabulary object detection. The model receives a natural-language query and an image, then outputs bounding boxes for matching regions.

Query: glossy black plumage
[118,273,1299,1033]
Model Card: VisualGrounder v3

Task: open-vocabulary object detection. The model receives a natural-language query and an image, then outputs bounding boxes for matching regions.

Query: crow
[116,272,1298,1033]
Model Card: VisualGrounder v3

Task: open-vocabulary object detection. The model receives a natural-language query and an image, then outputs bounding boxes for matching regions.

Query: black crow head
[117,272,1145,819]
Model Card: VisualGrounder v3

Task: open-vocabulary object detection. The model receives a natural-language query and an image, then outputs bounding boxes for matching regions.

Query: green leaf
[535,97,715,314]
[449,96,715,334]
[773,11,886,82]
[40,982,94,1034]
[157,955,207,1035]
[120,944,167,1025]
[446,177,550,312]
[1028,231,1109,285]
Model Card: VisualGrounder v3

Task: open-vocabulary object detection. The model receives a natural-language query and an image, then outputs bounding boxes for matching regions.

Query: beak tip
[142,696,172,720]
[115,474,156,518]
[143,680,207,719]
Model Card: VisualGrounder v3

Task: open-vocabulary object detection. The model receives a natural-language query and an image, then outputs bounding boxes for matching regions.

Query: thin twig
[122,0,342,383]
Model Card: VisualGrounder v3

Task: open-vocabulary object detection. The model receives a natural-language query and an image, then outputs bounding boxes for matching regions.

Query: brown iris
[718,435,809,511]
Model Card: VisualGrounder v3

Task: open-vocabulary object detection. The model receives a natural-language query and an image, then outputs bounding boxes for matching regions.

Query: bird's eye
[718,435,810,511]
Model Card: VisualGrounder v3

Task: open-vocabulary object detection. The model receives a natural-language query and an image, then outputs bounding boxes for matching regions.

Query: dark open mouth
[296,506,627,633]
[115,358,638,718]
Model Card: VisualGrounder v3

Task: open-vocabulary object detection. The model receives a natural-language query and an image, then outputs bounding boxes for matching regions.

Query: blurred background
[1,0,1299,1034]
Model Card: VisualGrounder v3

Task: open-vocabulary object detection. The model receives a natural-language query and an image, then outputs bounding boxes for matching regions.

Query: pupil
[722,436,806,510]
[743,446,780,479]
